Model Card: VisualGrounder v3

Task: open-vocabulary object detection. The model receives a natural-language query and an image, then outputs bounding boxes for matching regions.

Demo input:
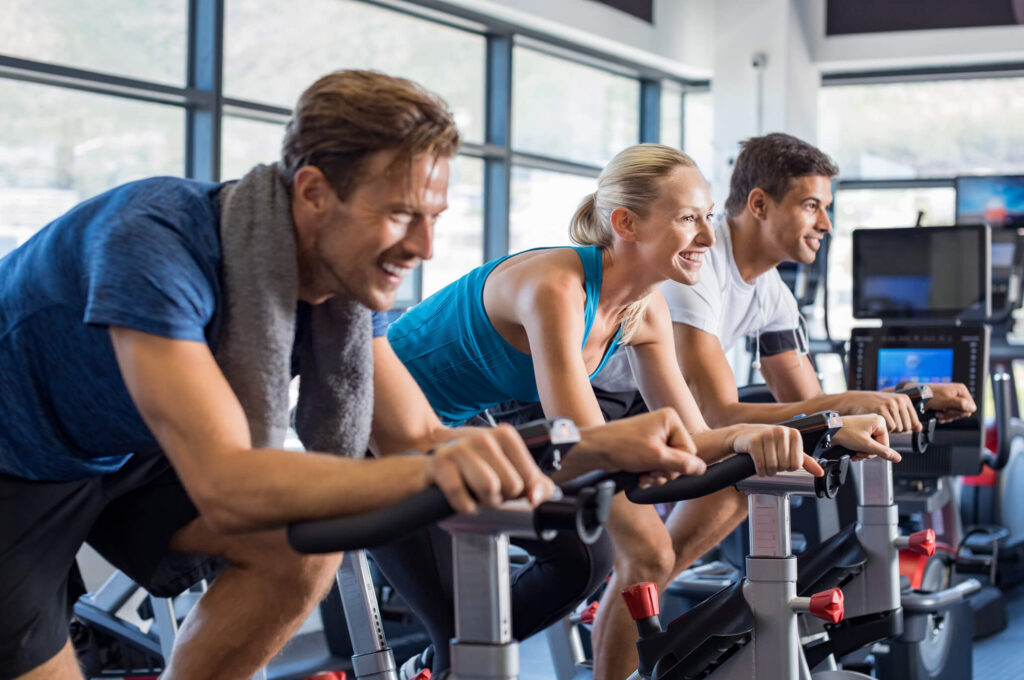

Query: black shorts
[0,451,221,677]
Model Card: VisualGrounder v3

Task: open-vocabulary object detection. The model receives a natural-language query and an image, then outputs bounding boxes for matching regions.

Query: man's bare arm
[757,348,823,402]
[675,323,922,432]
[110,328,552,533]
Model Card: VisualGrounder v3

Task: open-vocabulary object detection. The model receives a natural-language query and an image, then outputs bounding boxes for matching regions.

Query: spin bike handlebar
[288,418,615,554]
[559,411,846,505]
[625,453,850,504]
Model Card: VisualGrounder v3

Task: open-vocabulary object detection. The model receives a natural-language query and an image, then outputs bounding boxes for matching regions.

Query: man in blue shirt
[0,70,708,679]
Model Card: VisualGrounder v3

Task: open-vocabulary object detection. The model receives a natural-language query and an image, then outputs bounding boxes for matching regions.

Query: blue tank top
[388,246,623,425]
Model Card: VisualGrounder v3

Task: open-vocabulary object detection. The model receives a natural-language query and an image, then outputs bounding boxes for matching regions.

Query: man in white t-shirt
[592,132,977,597]
[668,133,974,427]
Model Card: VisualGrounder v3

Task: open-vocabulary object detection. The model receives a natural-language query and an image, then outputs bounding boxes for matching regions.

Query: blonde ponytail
[570,144,698,344]
[569,192,611,248]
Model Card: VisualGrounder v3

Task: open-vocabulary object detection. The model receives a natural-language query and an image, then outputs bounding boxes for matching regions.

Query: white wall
[708,0,820,206]
[443,0,715,77]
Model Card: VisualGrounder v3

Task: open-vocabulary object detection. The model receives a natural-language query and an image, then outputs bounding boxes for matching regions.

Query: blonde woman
[382,144,895,678]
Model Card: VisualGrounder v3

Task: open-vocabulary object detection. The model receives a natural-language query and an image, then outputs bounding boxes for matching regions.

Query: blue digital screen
[877,348,954,389]
[957,175,1024,227]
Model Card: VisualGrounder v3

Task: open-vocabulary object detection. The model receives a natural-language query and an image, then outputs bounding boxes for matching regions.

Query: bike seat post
[447,528,518,680]
[338,550,399,680]
[738,472,823,680]
[850,458,902,617]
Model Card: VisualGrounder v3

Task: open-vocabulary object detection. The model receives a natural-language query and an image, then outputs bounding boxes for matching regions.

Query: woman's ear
[610,206,638,241]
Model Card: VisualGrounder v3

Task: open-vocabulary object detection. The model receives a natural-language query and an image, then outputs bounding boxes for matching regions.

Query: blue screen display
[877,348,954,389]
[957,175,1024,226]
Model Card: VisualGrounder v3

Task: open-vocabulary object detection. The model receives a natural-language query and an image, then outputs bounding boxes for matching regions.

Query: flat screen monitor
[956,175,1024,228]
[852,225,990,320]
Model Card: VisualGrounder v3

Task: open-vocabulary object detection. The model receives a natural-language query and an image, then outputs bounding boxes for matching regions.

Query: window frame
[0,0,710,306]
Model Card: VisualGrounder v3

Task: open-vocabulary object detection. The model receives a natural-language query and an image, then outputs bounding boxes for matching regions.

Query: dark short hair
[724,133,838,216]
[280,70,460,200]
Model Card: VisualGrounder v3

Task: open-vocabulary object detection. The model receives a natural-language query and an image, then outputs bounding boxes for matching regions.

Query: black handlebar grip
[625,454,757,504]
[289,486,451,553]
[289,418,584,554]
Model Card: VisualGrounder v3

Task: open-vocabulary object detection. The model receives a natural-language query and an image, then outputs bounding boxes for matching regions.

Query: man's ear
[747,187,770,221]
[609,206,638,241]
[291,166,333,249]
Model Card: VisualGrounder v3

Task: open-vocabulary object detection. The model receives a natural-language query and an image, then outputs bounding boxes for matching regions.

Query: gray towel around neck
[215,163,372,458]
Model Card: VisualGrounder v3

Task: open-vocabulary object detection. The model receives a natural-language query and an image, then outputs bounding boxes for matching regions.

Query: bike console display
[848,325,988,476]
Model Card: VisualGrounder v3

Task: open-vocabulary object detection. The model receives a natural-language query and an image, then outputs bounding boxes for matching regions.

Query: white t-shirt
[593,217,802,392]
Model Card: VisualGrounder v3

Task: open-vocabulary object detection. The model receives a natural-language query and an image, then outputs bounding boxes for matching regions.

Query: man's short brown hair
[280,70,460,199]
[724,133,838,216]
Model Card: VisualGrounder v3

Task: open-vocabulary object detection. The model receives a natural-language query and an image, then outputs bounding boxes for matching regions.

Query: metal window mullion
[639,79,660,144]
[186,0,224,182]
[484,33,513,262]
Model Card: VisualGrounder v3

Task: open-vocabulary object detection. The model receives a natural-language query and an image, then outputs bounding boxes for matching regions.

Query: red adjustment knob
[809,588,844,624]
[622,582,660,621]
[411,670,431,680]
[909,529,936,556]
[580,600,600,625]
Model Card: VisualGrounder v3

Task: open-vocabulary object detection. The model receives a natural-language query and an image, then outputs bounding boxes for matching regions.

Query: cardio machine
[289,418,616,680]
[847,224,1006,659]
[958,227,1024,591]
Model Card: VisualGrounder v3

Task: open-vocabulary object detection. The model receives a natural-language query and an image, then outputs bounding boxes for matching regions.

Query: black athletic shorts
[0,450,221,677]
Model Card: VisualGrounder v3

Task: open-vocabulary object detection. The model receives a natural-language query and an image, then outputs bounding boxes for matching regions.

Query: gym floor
[974,583,1024,678]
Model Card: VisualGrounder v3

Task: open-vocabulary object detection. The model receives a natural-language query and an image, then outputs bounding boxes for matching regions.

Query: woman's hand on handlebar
[726,424,824,478]
[832,414,901,462]
[924,382,976,423]
[568,408,707,485]
[425,424,556,514]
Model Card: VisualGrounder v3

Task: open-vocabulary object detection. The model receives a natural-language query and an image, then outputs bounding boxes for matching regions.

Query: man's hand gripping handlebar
[288,419,615,554]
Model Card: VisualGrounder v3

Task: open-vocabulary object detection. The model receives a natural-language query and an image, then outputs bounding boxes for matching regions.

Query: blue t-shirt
[372,311,394,338]
[0,177,224,481]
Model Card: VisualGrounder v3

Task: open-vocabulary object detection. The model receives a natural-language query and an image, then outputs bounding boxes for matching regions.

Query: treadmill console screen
[852,225,990,321]
[876,348,953,389]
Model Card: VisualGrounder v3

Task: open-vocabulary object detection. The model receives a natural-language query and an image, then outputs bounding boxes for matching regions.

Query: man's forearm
[708,394,846,428]
[194,447,434,533]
